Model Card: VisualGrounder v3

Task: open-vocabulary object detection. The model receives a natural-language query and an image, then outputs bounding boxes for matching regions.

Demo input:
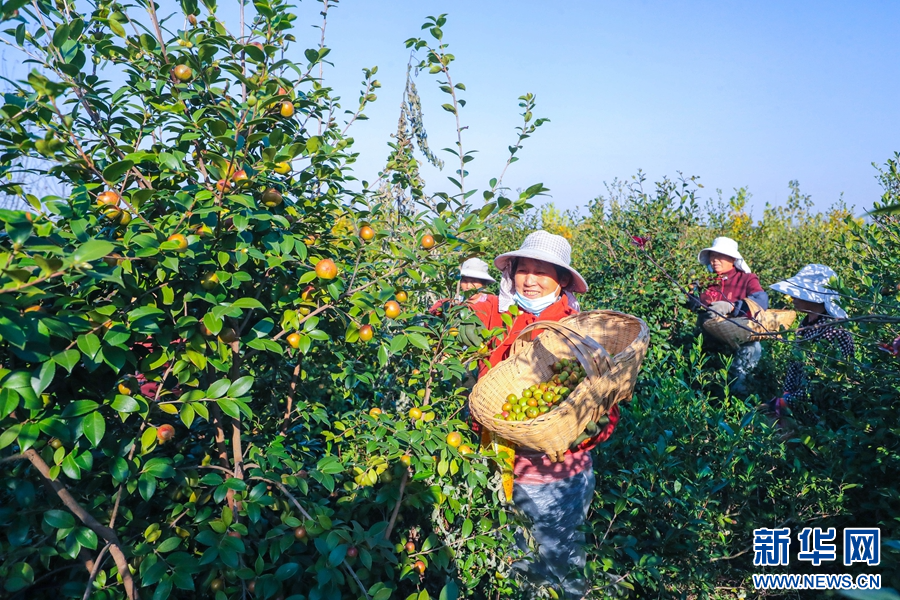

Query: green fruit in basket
[506,394,517,402]
[522,389,532,398]
[494,413,504,420]
[516,413,527,421]
[518,397,529,407]
[525,407,540,419]
[526,398,538,407]
[539,405,550,414]
[502,402,513,412]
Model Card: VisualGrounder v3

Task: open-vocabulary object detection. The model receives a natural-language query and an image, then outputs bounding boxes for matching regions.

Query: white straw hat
[459,258,495,283]
[494,230,588,294]
[698,237,752,273]
[769,264,847,319]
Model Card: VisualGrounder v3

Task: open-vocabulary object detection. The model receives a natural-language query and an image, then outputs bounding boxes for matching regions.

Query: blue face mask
[515,286,561,316]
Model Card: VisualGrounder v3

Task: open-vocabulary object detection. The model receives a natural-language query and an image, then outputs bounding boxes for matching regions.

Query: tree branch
[23,450,136,600]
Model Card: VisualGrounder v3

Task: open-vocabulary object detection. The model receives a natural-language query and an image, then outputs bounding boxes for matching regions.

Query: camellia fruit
[293,526,307,540]
[458,444,474,456]
[103,208,122,221]
[173,64,193,81]
[384,301,401,319]
[232,169,249,184]
[346,546,358,558]
[219,327,239,344]
[49,438,63,450]
[420,234,435,249]
[445,432,462,448]
[359,225,375,241]
[261,188,283,207]
[97,190,120,207]
[286,333,301,349]
[395,290,408,303]
[404,541,416,553]
[156,424,175,444]
[280,101,295,117]
[210,579,224,592]
[315,258,337,280]
[408,407,423,420]
[413,560,426,574]
[358,325,374,342]
[400,454,411,466]
[167,234,189,252]
[368,407,382,418]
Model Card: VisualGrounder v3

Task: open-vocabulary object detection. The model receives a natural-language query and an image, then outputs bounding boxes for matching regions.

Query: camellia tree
[0,1,552,598]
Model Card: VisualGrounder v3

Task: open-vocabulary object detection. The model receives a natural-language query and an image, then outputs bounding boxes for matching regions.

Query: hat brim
[494,249,588,294]
[459,268,495,283]
[770,279,848,319]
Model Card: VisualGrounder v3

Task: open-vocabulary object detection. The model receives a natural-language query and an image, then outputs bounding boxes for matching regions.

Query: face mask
[515,286,560,316]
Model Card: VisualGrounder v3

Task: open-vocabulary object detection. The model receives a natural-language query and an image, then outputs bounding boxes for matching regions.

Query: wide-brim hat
[698,236,751,273]
[770,264,847,319]
[459,257,495,283]
[494,230,588,294]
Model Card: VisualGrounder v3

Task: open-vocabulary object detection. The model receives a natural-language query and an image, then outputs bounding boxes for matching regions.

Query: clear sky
[7,1,899,217]
[289,0,899,217]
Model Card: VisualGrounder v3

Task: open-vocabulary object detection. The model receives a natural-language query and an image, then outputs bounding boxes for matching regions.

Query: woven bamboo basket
[469,310,650,462]
[701,298,797,350]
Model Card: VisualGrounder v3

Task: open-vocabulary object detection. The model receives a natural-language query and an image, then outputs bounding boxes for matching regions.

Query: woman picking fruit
[429,257,502,329]
[478,230,617,600]
[766,265,854,418]
[690,236,769,394]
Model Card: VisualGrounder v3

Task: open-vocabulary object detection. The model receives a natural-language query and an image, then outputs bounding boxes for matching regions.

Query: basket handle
[510,319,613,384]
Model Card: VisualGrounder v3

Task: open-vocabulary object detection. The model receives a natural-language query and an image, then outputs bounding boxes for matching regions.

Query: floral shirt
[783,315,854,400]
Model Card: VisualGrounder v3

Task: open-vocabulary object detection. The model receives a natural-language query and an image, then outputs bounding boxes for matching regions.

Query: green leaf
[439,580,458,600]
[62,400,99,418]
[52,349,82,372]
[217,398,241,419]
[75,527,98,550]
[44,509,75,529]
[111,395,140,413]
[103,160,134,182]
[461,518,473,537]
[207,379,230,399]
[0,388,19,418]
[82,412,105,447]
[76,333,101,360]
[227,376,254,397]
[72,240,115,264]
[407,333,430,350]
[156,537,181,553]
[275,563,298,580]
[143,458,174,478]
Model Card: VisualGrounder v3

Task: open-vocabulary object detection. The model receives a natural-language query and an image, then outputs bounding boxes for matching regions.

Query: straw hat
[769,264,847,319]
[459,258,495,283]
[698,237,752,273]
[494,230,588,294]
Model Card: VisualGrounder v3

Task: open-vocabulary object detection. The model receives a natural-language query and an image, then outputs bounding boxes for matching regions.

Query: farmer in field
[429,257,501,329]
[480,230,617,599]
[768,265,854,413]
[693,236,769,394]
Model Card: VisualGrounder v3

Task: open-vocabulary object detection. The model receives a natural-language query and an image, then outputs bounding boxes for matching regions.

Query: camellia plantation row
[0,1,899,599]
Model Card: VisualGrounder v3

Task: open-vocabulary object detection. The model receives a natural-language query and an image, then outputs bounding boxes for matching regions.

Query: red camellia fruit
[346,546,358,558]
[293,526,307,540]
[420,234,435,249]
[156,424,175,444]
[384,301,401,319]
[358,325,374,342]
[315,258,337,280]
[359,225,375,241]
[414,560,426,574]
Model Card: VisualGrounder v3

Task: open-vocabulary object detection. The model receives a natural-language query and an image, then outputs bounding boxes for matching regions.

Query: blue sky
[7,0,898,216]
[288,0,899,216]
